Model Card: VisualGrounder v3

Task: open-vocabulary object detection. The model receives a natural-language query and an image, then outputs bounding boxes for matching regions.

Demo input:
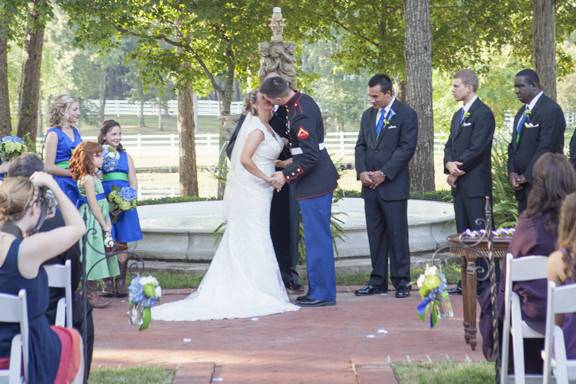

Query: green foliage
[133,271,204,290]
[137,195,214,206]
[90,366,174,384]
[393,362,494,384]
[492,133,519,228]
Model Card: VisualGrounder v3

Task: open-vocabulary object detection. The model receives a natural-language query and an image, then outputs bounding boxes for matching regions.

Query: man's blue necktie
[459,108,465,124]
[515,106,529,143]
[375,108,388,138]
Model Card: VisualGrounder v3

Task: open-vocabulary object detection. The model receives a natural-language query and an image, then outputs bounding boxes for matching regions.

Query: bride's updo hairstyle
[243,89,259,115]
[0,177,36,222]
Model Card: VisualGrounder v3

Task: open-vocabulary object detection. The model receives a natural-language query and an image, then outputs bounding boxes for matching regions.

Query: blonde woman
[44,95,83,204]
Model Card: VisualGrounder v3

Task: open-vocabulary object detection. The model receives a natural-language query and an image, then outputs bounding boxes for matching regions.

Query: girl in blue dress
[0,172,85,383]
[98,120,142,297]
[44,95,83,205]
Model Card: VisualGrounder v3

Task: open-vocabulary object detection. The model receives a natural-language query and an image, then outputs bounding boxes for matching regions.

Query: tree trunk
[404,0,435,192]
[216,59,235,199]
[177,85,199,197]
[157,98,164,131]
[137,80,145,128]
[98,68,107,124]
[17,1,47,148]
[0,35,11,136]
[533,0,556,100]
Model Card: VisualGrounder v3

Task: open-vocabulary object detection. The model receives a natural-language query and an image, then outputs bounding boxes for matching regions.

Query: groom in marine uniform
[261,76,339,307]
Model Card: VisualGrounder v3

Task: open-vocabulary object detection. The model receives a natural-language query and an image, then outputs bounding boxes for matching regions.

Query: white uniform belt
[290,142,325,155]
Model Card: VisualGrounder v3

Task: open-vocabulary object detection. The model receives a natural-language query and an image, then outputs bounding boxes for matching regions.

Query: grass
[78,115,220,135]
[393,361,495,384]
[138,261,462,290]
[89,366,174,384]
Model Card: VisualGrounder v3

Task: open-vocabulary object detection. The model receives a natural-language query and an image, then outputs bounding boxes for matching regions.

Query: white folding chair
[0,289,29,384]
[44,260,73,328]
[542,281,576,384]
[501,253,548,384]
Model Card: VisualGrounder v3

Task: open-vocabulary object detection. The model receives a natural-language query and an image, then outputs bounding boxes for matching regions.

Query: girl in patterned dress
[69,142,119,308]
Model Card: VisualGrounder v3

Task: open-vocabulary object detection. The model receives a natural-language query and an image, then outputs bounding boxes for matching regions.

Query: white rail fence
[84,99,244,117]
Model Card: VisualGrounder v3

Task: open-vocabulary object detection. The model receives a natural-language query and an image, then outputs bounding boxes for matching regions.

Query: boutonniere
[384,109,397,127]
[464,111,471,119]
[525,109,532,117]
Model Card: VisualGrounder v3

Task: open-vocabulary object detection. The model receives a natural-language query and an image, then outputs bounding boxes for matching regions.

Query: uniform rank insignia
[297,127,309,140]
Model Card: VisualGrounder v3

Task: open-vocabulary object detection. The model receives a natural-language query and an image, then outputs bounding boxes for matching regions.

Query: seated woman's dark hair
[7,153,44,177]
[558,192,576,278]
[525,152,576,235]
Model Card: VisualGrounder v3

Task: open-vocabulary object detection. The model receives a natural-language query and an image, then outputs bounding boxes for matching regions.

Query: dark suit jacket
[443,98,495,197]
[355,99,418,201]
[507,93,566,183]
[569,129,576,169]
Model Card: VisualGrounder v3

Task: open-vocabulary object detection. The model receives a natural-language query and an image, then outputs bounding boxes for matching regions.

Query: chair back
[0,290,29,383]
[44,260,73,328]
[501,253,548,384]
[543,281,576,384]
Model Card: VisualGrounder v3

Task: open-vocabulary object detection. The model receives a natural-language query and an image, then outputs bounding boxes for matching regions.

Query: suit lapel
[368,108,378,146]
[453,98,480,141]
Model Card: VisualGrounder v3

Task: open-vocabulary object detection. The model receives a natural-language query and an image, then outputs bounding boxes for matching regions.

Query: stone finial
[270,7,285,42]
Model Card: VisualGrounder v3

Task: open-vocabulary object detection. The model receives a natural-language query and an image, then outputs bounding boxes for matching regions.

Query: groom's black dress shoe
[394,286,411,299]
[354,285,387,296]
[295,296,336,307]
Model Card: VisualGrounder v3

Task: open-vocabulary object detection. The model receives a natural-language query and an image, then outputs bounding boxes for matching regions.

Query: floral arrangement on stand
[107,186,138,222]
[461,227,515,239]
[102,144,120,172]
[0,136,27,162]
[128,275,162,331]
[416,264,454,328]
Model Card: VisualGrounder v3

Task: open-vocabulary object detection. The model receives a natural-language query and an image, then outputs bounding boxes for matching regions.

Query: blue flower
[120,187,137,201]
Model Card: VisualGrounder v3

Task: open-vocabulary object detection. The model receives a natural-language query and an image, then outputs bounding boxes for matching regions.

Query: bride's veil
[223,112,255,218]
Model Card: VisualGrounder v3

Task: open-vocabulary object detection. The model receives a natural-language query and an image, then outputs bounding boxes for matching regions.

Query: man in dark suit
[225,78,301,291]
[444,69,495,232]
[508,69,566,213]
[569,130,576,169]
[354,74,418,299]
[262,76,340,307]
[444,69,496,295]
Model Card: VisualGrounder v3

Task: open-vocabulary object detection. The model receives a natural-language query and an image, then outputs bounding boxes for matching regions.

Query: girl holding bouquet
[98,120,142,297]
[69,141,119,308]
[44,95,83,204]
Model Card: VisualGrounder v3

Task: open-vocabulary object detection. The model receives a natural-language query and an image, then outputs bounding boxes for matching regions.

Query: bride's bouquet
[0,136,27,162]
[415,264,454,328]
[128,275,162,331]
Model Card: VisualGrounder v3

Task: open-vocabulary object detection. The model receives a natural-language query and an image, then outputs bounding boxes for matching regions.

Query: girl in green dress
[70,141,119,308]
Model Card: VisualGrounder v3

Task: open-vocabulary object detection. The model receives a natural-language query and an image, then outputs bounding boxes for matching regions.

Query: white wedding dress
[153,113,299,321]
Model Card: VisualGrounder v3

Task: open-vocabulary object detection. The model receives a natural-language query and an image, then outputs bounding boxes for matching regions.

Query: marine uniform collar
[285,91,301,110]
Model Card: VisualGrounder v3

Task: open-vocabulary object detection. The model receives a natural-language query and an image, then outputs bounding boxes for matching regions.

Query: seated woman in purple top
[547,192,576,359]
[480,153,576,372]
[44,95,83,204]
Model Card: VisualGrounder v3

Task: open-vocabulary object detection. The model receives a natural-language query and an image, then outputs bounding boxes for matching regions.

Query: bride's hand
[274,160,286,168]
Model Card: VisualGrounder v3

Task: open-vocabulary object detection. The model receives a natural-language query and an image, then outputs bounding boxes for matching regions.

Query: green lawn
[139,262,461,290]
[393,362,495,384]
[78,115,221,135]
[89,366,174,384]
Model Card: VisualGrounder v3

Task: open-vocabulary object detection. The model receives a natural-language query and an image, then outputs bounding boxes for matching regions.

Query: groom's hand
[271,171,286,192]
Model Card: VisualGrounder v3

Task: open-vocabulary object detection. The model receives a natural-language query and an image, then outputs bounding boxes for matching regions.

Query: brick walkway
[92,287,485,383]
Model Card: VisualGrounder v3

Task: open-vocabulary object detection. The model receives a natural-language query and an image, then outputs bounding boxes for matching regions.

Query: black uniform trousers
[364,191,410,290]
[270,180,300,286]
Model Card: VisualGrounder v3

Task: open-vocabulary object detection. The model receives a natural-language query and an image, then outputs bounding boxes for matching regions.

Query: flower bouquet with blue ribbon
[128,275,162,331]
[107,186,138,222]
[416,265,454,328]
[0,136,27,162]
[102,144,120,172]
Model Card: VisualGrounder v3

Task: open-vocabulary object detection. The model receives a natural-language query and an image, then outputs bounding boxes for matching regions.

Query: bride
[153,90,299,321]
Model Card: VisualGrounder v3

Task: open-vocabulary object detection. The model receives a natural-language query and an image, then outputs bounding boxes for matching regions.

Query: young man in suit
[262,76,340,307]
[508,69,566,213]
[354,74,418,299]
[444,69,496,295]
